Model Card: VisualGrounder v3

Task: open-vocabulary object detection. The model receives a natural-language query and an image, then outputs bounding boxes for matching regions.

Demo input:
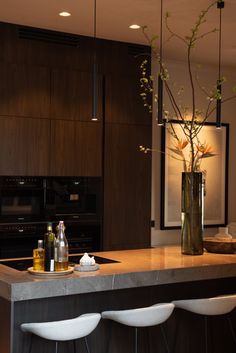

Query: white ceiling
[0,0,236,67]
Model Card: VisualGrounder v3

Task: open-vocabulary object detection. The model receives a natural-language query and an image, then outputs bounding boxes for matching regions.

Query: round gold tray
[27,266,74,277]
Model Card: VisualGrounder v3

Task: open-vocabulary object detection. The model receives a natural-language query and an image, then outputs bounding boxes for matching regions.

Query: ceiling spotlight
[59,11,71,17]
[129,24,141,29]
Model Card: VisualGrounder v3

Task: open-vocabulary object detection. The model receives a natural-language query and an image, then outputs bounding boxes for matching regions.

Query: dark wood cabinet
[74,121,102,176]
[103,123,151,250]
[0,63,50,118]
[50,120,102,176]
[0,22,151,250]
[0,116,50,175]
[103,66,151,249]
[105,74,151,125]
[50,68,103,121]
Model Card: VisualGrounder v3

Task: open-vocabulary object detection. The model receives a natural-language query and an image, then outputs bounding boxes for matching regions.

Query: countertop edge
[5,263,236,302]
[0,247,236,301]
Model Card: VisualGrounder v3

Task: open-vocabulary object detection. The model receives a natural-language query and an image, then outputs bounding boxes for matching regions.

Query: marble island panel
[0,246,235,302]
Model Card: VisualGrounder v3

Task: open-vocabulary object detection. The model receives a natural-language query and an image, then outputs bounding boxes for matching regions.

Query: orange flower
[196,143,214,155]
[175,139,188,150]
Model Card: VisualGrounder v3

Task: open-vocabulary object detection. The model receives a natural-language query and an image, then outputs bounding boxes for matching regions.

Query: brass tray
[27,266,74,277]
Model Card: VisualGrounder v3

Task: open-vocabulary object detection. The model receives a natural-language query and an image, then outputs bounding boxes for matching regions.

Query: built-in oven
[0,176,102,259]
[45,177,101,222]
[0,223,45,258]
[0,177,45,223]
[0,221,101,259]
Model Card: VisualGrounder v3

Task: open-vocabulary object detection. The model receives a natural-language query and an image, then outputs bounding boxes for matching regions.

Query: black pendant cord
[216,0,224,129]
[157,0,164,126]
[92,0,98,121]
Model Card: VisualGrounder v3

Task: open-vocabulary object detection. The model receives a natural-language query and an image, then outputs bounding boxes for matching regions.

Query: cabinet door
[50,120,102,176]
[50,69,103,121]
[105,74,151,125]
[74,121,102,176]
[0,116,50,175]
[103,123,151,250]
[0,63,50,118]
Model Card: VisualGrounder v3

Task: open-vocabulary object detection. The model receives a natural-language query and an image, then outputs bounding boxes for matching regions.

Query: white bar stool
[102,303,174,353]
[172,294,236,353]
[21,313,101,353]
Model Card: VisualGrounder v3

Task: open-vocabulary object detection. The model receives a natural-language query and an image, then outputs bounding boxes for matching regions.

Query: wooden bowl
[203,237,236,254]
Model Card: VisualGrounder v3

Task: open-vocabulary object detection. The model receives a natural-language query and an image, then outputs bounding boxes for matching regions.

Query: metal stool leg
[55,341,58,353]
[160,324,170,353]
[204,316,208,353]
[134,327,138,353]
[227,316,236,347]
[27,334,33,353]
[73,340,77,353]
[105,321,113,353]
[147,327,151,353]
[84,337,91,353]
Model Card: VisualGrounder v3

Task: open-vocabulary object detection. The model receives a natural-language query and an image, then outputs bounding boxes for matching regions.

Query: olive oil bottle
[33,240,45,271]
[54,221,69,271]
[44,222,55,272]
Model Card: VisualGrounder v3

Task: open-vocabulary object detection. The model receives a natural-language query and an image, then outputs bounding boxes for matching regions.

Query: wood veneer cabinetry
[105,74,149,125]
[102,47,152,249]
[50,120,102,176]
[51,69,103,121]
[0,22,151,249]
[0,116,50,175]
[103,122,151,250]
[0,62,50,118]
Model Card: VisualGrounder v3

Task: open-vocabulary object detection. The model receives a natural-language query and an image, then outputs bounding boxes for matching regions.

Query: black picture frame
[160,121,229,230]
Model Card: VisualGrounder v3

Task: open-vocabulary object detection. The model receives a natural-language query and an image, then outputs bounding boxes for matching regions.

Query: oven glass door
[0,188,44,223]
[46,177,100,218]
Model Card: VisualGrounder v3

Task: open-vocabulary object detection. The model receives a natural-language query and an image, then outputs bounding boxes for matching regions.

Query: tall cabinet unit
[102,43,152,250]
[0,22,151,250]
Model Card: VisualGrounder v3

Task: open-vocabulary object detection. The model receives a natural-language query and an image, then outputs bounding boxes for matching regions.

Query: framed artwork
[160,121,229,229]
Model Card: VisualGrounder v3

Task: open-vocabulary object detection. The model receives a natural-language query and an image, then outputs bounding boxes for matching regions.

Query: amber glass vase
[181,172,204,255]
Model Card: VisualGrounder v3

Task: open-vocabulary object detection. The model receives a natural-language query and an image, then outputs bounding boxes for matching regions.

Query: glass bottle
[54,221,69,271]
[44,222,55,272]
[33,239,45,271]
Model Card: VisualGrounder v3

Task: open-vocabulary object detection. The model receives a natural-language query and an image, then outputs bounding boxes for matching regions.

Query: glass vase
[181,172,204,255]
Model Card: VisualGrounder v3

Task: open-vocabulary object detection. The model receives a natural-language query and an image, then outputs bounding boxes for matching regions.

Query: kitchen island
[0,246,236,353]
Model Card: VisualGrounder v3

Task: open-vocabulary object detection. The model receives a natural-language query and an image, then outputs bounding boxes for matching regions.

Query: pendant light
[91,0,98,121]
[157,0,164,126]
[216,0,224,129]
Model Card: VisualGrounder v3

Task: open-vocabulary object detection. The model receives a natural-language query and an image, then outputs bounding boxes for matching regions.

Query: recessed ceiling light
[129,24,141,29]
[59,11,71,17]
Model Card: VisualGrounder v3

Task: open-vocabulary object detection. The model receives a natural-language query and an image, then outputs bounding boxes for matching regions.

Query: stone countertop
[0,246,235,302]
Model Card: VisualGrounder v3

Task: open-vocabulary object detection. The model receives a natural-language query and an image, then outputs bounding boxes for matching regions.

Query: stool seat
[21,313,101,342]
[102,303,174,327]
[172,294,236,316]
